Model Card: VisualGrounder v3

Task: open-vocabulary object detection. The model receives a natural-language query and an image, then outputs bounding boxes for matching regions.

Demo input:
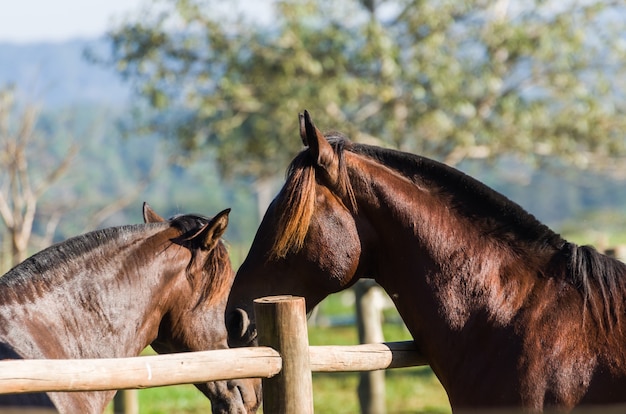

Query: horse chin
[202,379,261,414]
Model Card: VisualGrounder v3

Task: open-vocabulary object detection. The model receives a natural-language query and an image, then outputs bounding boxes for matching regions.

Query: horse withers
[226,110,626,412]
[0,203,260,413]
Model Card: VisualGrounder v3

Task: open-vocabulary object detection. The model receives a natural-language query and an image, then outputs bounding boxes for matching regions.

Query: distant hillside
[0,38,129,106]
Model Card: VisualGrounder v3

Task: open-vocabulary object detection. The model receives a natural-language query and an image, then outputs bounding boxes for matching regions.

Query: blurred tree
[102,0,626,192]
[0,87,164,271]
[0,86,77,267]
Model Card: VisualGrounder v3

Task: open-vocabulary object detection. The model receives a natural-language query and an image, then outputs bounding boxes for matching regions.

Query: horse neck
[346,153,550,335]
[0,228,181,360]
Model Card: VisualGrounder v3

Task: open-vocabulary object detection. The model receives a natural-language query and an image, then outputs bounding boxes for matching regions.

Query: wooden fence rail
[0,296,427,413]
[0,343,424,395]
[0,348,282,394]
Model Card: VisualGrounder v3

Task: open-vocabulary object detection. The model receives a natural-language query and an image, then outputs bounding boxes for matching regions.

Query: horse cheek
[309,211,361,290]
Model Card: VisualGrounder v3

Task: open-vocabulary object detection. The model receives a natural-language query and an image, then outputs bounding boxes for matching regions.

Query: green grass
[113,292,451,413]
[136,385,213,413]
[312,367,450,414]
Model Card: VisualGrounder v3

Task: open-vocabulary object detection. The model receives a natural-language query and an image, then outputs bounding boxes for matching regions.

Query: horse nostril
[226,308,251,345]
[245,325,258,345]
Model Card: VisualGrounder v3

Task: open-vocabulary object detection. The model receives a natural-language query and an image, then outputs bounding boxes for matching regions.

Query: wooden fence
[0,296,426,413]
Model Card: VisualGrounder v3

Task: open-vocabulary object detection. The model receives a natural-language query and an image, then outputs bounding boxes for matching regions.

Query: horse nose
[226,308,256,347]
[234,378,262,413]
[208,378,261,414]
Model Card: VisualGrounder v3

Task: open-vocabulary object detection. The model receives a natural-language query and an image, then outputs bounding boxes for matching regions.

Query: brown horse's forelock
[270,155,316,259]
[270,136,356,259]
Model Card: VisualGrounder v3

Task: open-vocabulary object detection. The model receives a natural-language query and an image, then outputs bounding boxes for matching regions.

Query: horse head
[144,203,261,413]
[226,112,370,347]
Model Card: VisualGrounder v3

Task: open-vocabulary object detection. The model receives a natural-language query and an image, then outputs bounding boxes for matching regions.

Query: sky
[0,0,151,43]
[0,0,275,44]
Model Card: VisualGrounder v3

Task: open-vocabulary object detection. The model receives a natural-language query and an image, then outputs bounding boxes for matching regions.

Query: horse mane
[563,243,626,333]
[272,133,626,333]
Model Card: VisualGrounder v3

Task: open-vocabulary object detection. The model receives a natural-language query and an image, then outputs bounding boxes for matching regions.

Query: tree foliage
[104,0,626,180]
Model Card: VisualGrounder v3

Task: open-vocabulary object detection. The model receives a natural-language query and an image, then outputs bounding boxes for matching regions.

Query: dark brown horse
[0,203,260,413]
[227,110,626,412]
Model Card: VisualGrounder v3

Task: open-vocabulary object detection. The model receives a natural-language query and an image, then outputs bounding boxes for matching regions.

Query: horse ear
[301,110,338,179]
[198,208,231,250]
[143,202,165,223]
[299,112,308,146]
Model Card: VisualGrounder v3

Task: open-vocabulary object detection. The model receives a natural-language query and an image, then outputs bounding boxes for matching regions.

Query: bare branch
[34,144,79,198]
[0,191,14,228]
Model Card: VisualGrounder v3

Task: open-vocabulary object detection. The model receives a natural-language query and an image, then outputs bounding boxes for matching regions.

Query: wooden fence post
[355,280,387,414]
[254,295,314,414]
[605,245,626,262]
[113,389,138,414]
